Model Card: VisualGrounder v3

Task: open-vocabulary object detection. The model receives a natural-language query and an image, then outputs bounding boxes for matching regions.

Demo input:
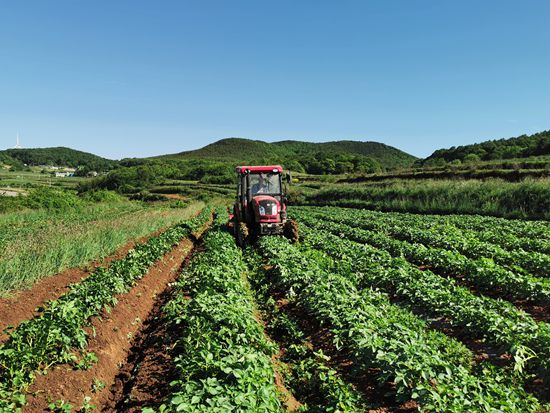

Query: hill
[422,130,550,165]
[273,140,416,170]
[0,147,118,172]
[160,137,417,173]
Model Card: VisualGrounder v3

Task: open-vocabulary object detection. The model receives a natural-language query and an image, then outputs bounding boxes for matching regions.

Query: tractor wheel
[283,219,299,243]
[236,222,249,247]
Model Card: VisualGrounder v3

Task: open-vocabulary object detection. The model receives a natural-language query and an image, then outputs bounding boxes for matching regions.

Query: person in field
[252,174,271,194]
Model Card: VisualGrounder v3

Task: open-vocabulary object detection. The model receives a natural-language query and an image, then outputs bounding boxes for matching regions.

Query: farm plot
[1,204,548,412]
[0,207,212,412]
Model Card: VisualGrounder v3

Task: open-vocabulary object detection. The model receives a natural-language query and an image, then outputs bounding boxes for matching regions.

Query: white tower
[15,133,22,149]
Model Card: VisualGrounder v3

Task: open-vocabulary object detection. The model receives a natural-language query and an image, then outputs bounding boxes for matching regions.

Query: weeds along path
[0,208,213,412]
[0,227,167,343]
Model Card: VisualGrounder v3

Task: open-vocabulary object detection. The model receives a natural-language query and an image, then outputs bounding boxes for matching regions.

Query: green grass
[0,200,204,296]
[301,178,550,220]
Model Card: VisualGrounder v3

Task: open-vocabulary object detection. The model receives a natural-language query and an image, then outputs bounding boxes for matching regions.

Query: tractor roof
[236,165,283,173]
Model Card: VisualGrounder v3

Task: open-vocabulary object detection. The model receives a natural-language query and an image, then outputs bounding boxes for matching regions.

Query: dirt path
[23,237,196,412]
[0,228,166,342]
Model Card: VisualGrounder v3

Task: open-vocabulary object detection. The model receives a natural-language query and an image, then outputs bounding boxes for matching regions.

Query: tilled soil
[102,288,177,413]
[23,238,195,412]
[0,228,167,343]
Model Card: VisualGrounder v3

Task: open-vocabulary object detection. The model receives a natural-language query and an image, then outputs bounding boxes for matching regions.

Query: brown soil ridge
[101,286,177,413]
[251,306,301,412]
[22,237,196,412]
[0,227,167,343]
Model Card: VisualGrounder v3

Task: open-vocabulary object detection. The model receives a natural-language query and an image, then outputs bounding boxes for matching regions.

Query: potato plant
[293,216,550,377]
[295,211,550,305]
[258,236,540,412]
[296,206,550,278]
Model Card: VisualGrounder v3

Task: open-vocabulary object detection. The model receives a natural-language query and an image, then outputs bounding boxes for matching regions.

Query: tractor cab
[232,165,298,246]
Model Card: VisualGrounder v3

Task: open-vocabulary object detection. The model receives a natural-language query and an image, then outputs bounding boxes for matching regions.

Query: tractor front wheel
[283,219,299,243]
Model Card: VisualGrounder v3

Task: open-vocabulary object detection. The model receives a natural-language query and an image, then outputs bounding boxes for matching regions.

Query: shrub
[80,189,124,203]
[23,188,83,211]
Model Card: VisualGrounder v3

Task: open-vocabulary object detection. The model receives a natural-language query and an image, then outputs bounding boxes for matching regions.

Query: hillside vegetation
[423,130,550,165]
[0,147,118,172]
[160,137,417,173]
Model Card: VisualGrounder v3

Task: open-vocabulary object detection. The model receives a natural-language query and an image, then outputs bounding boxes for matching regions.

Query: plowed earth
[23,238,195,412]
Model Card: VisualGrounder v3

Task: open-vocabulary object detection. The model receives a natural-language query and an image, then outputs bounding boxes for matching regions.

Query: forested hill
[0,147,118,171]
[422,130,550,165]
[159,137,417,173]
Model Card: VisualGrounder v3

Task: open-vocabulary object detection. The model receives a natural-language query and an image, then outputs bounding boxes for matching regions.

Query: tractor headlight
[271,204,278,215]
[259,206,266,216]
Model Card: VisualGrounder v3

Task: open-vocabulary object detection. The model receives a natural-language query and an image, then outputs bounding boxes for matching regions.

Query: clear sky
[1,1,549,159]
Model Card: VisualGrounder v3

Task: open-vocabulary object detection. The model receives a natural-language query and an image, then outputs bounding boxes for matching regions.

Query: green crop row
[292,216,550,378]
[293,205,550,253]
[295,210,550,306]
[153,213,282,412]
[421,214,550,256]
[0,207,212,412]
[297,206,550,278]
[258,236,539,412]
[245,249,367,412]
[435,211,550,244]
[301,204,550,244]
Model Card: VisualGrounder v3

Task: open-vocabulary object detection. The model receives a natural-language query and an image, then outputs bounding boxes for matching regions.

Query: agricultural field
[0,199,548,412]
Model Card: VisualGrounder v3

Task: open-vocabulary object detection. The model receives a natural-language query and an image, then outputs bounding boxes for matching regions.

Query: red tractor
[231,165,298,246]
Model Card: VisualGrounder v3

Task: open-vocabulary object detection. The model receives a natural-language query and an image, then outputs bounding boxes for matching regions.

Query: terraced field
[0,205,548,412]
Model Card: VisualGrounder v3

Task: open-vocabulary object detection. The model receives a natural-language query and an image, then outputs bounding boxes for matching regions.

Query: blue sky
[1,1,548,159]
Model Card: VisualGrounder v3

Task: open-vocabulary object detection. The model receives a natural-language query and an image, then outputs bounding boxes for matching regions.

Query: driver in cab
[252,174,270,194]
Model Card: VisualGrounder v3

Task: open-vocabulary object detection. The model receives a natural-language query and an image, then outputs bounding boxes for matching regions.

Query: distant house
[55,172,74,178]
[87,171,98,177]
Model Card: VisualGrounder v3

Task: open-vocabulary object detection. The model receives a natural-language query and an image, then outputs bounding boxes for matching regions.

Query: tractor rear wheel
[283,219,299,243]
[236,222,249,247]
